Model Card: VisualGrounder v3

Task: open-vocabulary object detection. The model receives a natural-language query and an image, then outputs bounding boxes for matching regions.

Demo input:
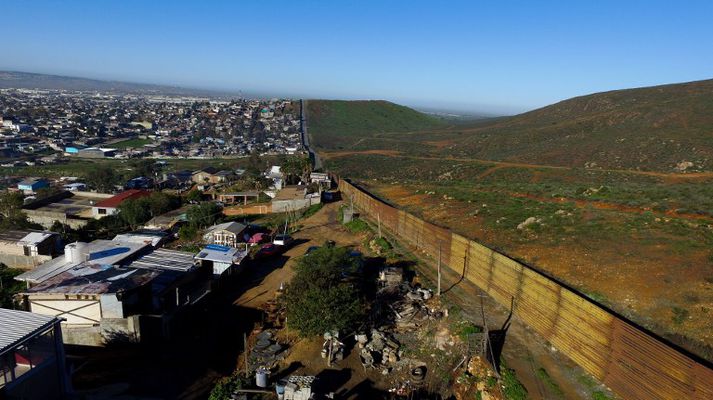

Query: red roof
[94,189,152,209]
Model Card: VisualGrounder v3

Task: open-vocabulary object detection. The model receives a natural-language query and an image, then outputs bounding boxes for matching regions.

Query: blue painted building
[17,179,49,193]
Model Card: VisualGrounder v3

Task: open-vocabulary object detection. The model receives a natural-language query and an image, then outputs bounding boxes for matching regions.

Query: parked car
[248,232,269,246]
[255,243,282,259]
[273,234,294,247]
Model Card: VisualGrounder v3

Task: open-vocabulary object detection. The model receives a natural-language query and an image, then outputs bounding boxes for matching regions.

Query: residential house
[76,147,116,158]
[191,167,234,184]
[16,240,209,346]
[17,178,49,194]
[194,244,249,277]
[92,189,151,218]
[0,309,71,399]
[310,172,331,188]
[125,176,154,190]
[0,230,62,269]
[203,222,248,248]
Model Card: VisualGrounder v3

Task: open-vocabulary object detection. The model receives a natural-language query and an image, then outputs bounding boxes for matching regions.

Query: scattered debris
[378,266,404,287]
[250,330,286,372]
[279,375,316,400]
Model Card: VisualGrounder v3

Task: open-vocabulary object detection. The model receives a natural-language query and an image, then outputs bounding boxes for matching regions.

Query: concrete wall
[29,297,101,325]
[60,316,141,346]
[271,195,321,213]
[100,293,124,318]
[25,210,88,230]
[0,253,53,269]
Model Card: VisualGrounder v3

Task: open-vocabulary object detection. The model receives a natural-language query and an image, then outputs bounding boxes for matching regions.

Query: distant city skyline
[1,0,712,114]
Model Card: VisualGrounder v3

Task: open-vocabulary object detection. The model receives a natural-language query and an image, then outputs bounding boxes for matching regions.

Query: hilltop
[453,79,713,172]
[307,100,447,149]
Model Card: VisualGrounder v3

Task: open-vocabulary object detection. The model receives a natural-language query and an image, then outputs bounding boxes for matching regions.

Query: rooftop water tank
[64,242,87,263]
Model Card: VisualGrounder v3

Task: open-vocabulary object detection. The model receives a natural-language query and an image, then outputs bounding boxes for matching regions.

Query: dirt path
[234,202,360,309]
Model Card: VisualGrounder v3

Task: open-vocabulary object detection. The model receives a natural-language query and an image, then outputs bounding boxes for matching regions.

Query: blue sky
[2,1,712,114]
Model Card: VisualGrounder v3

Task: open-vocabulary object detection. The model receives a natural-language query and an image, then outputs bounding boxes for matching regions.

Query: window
[98,208,107,215]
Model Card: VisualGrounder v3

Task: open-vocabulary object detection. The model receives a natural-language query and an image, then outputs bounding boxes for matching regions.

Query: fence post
[437,243,442,297]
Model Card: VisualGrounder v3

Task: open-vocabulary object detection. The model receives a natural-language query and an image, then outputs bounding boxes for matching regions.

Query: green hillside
[307,100,445,149]
[454,79,713,172]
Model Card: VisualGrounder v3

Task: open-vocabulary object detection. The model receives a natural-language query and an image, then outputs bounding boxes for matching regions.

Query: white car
[273,234,294,247]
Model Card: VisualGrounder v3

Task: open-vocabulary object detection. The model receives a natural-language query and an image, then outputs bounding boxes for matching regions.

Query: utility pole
[437,243,442,297]
[244,333,250,378]
[377,213,382,238]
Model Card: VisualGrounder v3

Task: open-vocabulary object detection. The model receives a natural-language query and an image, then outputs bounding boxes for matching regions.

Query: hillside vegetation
[311,79,713,173]
[307,100,445,149]
[452,79,713,172]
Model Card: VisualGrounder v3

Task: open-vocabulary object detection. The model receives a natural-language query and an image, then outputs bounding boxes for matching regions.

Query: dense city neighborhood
[0,88,303,163]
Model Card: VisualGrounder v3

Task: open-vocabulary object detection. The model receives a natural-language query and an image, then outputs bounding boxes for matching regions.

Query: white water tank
[256,367,269,388]
[64,242,87,263]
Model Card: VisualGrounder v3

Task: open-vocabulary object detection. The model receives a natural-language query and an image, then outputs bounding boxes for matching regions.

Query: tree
[86,165,119,192]
[0,191,24,217]
[146,192,180,216]
[282,246,366,336]
[186,202,221,228]
[0,191,39,231]
[186,189,202,203]
[131,159,158,178]
[246,150,263,175]
[281,155,312,184]
[0,265,25,308]
[118,198,151,229]
[117,192,180,229]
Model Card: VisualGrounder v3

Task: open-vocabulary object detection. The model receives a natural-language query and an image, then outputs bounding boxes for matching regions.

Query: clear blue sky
[2,0,712,114]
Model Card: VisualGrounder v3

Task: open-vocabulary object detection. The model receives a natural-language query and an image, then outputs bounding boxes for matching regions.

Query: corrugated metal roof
[0,308,58,355]
[24,265,160,295]
[15,240,148,284]
[128,249,196,272]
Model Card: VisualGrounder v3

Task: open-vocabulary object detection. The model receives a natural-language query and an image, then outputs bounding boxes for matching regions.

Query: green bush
[208,373,246,400]
[0,266,24,308]
[501,365,528,400]
[345,218,370,233]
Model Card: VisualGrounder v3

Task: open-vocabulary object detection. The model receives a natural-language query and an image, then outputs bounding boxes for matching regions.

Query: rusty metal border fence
[339,178,713,400]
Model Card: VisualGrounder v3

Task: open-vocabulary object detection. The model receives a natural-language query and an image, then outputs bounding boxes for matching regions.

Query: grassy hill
[307,100,446,149]
[309,79,713,172]
[454,79,713,172]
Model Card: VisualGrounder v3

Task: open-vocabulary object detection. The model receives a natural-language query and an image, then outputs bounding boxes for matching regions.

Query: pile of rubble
[357,328,402,370]
[392,286,444,331]
[250,330,286,372]
[280,375,316,400]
